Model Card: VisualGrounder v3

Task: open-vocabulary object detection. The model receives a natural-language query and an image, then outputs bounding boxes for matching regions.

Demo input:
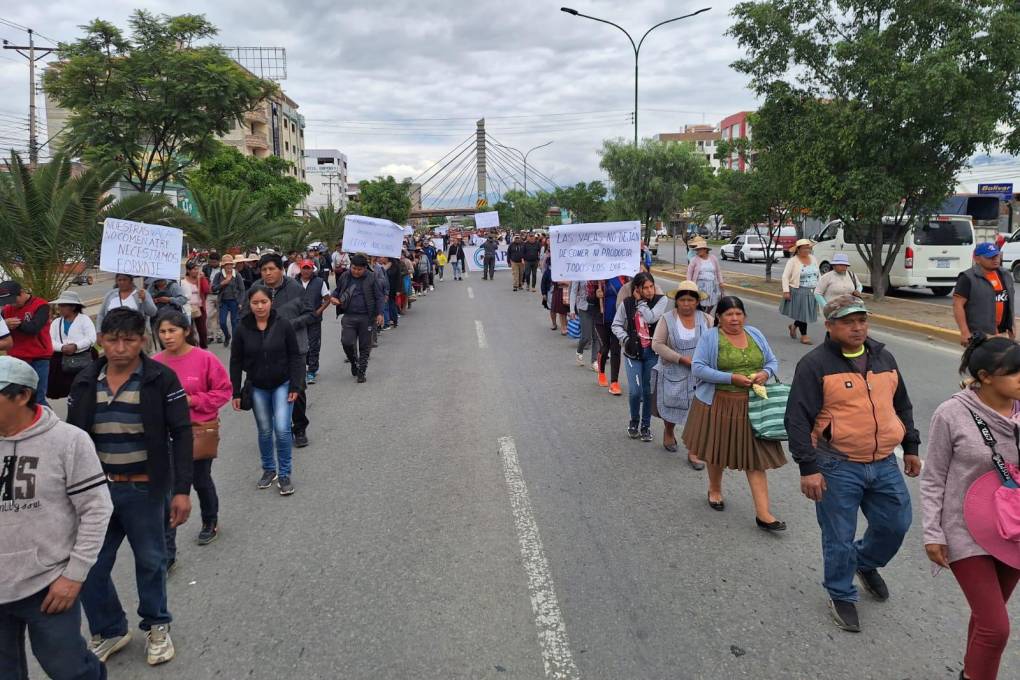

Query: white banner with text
[342,215,405,258]
[99,218,184,280]
[464,244,510,271]
[549,221,641,281]
[474,211,500,229]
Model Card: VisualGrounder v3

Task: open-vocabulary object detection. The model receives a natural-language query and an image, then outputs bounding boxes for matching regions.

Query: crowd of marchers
[524,236,1020,680]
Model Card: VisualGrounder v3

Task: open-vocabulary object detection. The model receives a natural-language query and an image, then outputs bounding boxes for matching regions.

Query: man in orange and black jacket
[784,295,921,634]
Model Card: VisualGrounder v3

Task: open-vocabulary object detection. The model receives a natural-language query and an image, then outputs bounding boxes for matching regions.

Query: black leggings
[793,321,808,336]
[594,322,621,382]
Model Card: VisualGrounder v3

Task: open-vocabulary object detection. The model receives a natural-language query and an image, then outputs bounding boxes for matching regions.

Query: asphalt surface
[655,241,954,307]
[36,268,1014,679]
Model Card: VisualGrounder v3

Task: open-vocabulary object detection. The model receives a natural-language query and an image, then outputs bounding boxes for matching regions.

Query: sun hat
[823,294,868,320]
[793,238,814,251]
[831,253,851,266]
[220,254,235,265]
[975,242,1001,258]
[689,237,710,250]
[50,290,84,307]
[672,280,708,301]
[963,419,1020,570]
[0,355,39,391]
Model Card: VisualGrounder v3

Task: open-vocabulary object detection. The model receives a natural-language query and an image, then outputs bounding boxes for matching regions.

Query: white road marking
[498,436,581,680]
[467,286,475,299]
[475,320,488,348]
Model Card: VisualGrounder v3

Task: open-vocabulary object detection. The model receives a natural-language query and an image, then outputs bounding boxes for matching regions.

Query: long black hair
[155,308,193,345]
[960,333,1020,380]
[713,295,746,327]
[631,271,655,293]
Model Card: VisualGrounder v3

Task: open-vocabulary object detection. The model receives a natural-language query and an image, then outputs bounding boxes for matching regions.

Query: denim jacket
[691,325,779,405]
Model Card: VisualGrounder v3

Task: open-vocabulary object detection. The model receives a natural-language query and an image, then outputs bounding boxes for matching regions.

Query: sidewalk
[652,265,963,344]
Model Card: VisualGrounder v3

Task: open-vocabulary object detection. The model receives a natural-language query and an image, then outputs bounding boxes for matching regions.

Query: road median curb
[651,267,960,345]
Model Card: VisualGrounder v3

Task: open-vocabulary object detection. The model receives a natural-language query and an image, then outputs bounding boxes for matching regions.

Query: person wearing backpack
[784,295,921,634]
[611,272,669,442]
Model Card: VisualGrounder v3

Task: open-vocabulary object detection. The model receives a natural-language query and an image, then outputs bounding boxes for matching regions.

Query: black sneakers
[856,568,890,601]
[278,476,294,496]
[357,374,367,384]
[828,599,861,632]
[639,428,653,442]
[627,422,639,439]
[293,432,309,448]
[197,523,218,545]
[257,470,277,489]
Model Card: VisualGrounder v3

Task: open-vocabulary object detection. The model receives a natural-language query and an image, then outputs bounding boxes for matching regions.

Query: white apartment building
[304,148,349,210]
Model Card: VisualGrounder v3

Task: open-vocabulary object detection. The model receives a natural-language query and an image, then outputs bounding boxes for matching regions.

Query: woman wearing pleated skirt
[682,296,788,532]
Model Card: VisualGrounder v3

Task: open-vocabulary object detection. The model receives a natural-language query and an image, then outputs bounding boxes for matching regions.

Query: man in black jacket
[241,254,316,448]
[507,234,525,291]
[331,254,385,383]
[297,260,330,384]
[522,234,542,292]
[67,308,192,666]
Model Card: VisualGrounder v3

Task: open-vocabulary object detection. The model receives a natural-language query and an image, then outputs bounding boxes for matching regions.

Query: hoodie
[922,388,1020,563]
[0,406,112,604]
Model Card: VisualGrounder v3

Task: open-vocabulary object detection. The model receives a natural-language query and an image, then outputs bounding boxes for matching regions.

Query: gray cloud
[0,0,759,204]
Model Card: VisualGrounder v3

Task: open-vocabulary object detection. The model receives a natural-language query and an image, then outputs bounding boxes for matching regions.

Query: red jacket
[3,296,52,360]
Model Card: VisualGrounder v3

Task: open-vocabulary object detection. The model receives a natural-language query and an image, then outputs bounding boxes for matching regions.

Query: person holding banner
[613,272,668,441]
[97,274,158,330]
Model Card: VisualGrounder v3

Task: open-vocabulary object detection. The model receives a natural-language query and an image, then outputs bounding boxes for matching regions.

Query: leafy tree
[0,152,180,299]
[687,175,729,239]
[493,190,553,231]
[186,186,290,253]
[188,143,311,220]
[306,205,346,245]
[428,216,448,226]
[552,181,608,224]
[43,11,278,193]
[729,0,1020,297]
[599,139,709,243]
[358,176,413,224]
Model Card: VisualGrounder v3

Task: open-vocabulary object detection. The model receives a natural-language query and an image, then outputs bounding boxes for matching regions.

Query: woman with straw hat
[46,290,97,400]
[923,335,1020,680]
[780,238,820,344]
[686,237,724,313]
[651,281,712,465]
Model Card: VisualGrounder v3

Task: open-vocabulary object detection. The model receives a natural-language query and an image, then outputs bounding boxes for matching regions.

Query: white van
[813,215,975,297]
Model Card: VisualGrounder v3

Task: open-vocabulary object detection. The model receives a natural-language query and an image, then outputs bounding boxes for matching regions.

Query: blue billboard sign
[978,183,1014,201]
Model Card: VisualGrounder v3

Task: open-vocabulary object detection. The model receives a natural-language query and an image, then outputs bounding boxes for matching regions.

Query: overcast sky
[0,1,758,203]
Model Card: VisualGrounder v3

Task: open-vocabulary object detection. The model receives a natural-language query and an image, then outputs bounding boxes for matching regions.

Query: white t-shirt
[111,292,140,311]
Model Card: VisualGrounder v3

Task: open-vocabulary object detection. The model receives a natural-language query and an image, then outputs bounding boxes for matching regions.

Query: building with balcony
[220,90,306,181]
[657,124,721,169]
[719,111,754,172]
[304,149,349,210]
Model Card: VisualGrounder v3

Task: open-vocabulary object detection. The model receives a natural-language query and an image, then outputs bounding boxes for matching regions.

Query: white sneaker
[145,625,175,666]
[591,360,599,372]
[429,285,435,291]
[89,632,132,663]
[576,352,584,366]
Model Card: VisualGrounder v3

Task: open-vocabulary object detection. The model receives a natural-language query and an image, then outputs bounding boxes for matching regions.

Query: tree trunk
[869,225,887,299]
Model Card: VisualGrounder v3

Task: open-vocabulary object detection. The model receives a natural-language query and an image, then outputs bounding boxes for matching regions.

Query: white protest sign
[550,221,641,281]
[403,225,415,236]
[342,215,405,258]
[434,225,449,235]
[474,211,500,229]
[432,238,445,253]
[99,218,184,280]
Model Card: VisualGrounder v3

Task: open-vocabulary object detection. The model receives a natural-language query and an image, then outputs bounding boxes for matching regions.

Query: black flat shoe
[756,517,787,532]
[707,493,725,511]
[687,456,705,471]
[662,441,679,453]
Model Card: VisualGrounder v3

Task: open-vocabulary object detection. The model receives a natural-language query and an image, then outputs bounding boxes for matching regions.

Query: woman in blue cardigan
[682,296,788,532]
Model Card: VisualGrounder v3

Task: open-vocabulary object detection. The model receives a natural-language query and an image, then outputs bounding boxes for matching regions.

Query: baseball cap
[0,281,22,306]
[299,259,315,269]
[823,294,869,320]
[0,356,39,391]
[975,242,1001,258]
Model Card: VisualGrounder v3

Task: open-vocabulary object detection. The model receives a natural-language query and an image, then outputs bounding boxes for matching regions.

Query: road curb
[651,267,960,345]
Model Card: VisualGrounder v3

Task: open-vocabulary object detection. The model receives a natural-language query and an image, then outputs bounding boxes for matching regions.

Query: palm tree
[186,186,291,253]
[307,205,346,245]
[0,151,179,300]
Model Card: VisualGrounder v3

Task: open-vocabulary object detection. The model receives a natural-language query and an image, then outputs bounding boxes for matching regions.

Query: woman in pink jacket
[154,309,232,549]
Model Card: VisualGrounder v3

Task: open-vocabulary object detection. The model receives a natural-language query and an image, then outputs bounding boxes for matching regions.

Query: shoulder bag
[747,376,791,441]
[192,419,220,460]
[622,298,643,359]
[56,321,93,374]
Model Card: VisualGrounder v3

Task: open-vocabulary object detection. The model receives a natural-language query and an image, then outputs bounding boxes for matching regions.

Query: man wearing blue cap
[953,242,1015,346]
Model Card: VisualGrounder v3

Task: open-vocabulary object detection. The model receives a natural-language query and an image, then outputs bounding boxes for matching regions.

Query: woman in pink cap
[922,334,1020,680]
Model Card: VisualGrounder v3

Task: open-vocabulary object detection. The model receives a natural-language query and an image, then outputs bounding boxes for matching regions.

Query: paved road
[655,241,954,307]
[41,269,1013,679]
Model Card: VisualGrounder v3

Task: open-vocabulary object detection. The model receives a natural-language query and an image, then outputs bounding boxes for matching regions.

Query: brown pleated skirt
[682,390,787,471]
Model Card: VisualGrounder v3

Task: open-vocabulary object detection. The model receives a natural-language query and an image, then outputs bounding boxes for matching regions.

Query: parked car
[813,215,975,296]
[997,228,1020,282]
[719,227,732,239]
[773,226,798,256]
[720,234,780,263]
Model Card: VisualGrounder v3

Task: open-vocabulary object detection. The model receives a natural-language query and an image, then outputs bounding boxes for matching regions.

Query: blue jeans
[82,483,170,636]
[252,382,294,477]
[29,359,48,407]
[623,346,656,428]
[452,261,462,278]
[386,298,399,326]
[0,588,106,680]
[814,453,912,601]
[218,299,239,339]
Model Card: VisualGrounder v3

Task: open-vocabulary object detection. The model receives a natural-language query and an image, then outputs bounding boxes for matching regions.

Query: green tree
[185,186,290,253]
[552,181,608,224]
[43,11,278,193]
[188,143,311,220]
[0,152,180,299]
[493,190,552,231]
[729,0,1020,297]
[306,205,346,245]
[358,176,413,224]
[599,139,709,243]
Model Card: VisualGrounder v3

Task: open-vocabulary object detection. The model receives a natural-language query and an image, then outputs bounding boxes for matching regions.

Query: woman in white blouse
[96,273,158,328]
[47,290,97,400]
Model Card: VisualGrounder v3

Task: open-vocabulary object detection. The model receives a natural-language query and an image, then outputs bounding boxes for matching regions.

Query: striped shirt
[92,364,147,474]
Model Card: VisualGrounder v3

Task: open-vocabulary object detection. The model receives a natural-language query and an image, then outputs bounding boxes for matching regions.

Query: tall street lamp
[561,7,711,146]
[496,140,553,195]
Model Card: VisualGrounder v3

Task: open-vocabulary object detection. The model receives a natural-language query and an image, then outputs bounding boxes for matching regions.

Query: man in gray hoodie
[0,356,112,679]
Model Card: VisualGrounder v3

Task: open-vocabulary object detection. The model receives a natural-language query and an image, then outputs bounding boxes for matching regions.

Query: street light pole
[496,141,553,195]
[560,7,710,146]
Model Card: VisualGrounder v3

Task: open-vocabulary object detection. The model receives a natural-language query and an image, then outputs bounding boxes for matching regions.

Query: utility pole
[3,30,57,167]
[476,119,487,206]
[322,172,343,209]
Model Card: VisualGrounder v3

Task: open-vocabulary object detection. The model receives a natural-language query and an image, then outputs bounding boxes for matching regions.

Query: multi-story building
[718,111,754,172]
[220,90,306,181]
[657,124,721,169]
[304,149,348,210]
[346,182,361,206]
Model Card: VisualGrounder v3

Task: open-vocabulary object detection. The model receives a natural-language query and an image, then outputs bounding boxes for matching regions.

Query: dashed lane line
[475,320,488,348]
